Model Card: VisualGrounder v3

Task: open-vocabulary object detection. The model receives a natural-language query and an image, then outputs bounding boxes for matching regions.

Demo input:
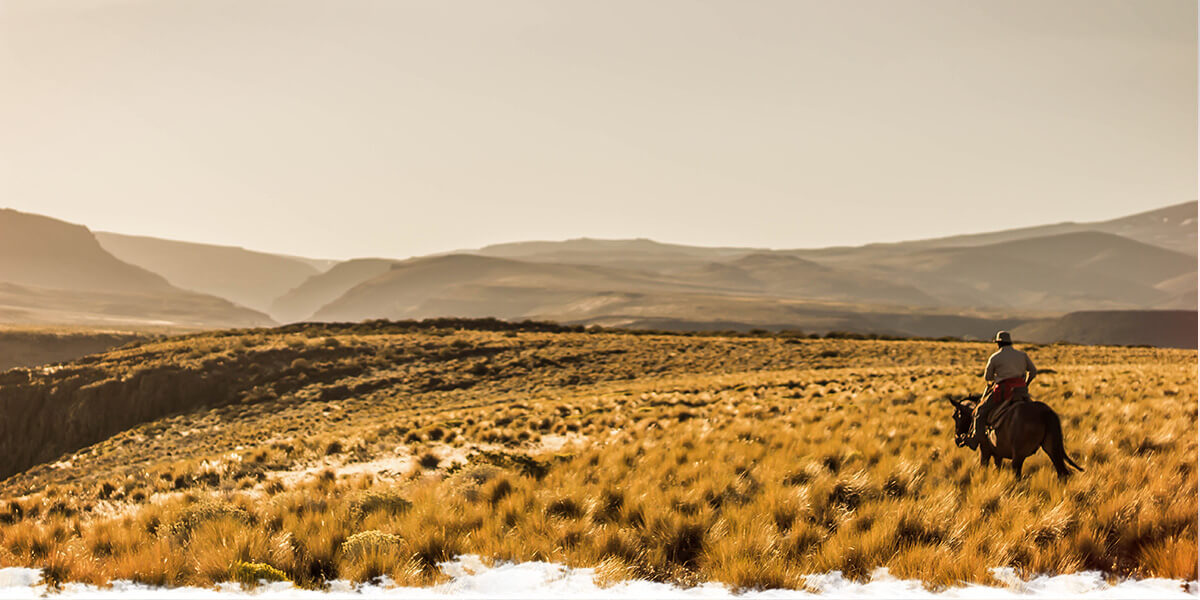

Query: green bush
[231,561,288,585]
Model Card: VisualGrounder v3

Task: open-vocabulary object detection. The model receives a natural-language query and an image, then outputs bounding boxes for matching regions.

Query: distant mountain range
[95,232,320,314]
[0,210,270,328]
[0,201,1193,346]
[1012,310,1196,349]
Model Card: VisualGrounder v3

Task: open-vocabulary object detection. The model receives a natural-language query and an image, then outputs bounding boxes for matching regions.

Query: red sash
[992,377,1026,404]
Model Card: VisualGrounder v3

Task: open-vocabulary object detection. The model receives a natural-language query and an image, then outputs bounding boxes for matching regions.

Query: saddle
[985,389,1030,433]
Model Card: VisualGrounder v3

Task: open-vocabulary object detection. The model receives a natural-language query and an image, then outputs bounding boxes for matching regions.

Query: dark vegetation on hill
[0,329,149,372]
[557,303,1025,340]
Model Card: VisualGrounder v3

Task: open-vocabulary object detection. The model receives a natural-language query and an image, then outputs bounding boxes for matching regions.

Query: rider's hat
[994,331,1012,343]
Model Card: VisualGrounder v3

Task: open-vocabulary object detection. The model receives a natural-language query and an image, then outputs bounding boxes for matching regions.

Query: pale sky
[1,1,1195,260]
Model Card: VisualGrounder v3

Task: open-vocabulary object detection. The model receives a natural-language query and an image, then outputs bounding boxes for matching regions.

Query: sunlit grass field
[0,321,1193,590]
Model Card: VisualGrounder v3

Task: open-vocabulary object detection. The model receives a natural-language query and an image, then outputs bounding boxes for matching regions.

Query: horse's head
[947,395,979,448]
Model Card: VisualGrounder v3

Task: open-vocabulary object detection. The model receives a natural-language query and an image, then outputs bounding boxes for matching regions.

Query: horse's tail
[1044,408,1084,475]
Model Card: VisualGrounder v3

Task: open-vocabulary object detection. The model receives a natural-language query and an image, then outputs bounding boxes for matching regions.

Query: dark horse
[948,395,1083,478]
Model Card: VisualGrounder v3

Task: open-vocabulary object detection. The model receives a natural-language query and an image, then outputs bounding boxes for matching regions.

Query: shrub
[161,501,250,540]
[230,561,288,585]
[346,490,412,522]
[546,497,584,519]
[418,452,440,470]
[340,530,403,561]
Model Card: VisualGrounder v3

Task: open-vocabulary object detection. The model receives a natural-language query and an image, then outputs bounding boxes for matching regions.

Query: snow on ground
[0,556,1193,599]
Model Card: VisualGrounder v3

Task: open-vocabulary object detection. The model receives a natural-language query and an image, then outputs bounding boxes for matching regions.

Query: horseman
[967,331,1037,449]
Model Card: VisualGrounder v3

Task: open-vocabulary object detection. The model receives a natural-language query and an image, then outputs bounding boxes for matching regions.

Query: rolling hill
[5,200,1193,340]
[270,258,400,323]
[297,229,1191,333]
[0,210,273,328]
[311,254,712,322]
[791,200,1198,261]
[705,253,938,306]
[475,237,756,262]
[835,231,1196,311]
[0,209,174,294]
[1012,310,1197,349]
[307,253,956,327]
[96,232,321,315]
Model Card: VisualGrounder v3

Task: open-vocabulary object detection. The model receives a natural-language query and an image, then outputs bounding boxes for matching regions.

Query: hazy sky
[2,1,1195,260]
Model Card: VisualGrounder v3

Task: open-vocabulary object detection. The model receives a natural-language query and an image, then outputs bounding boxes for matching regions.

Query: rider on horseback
[967,331,1037,449]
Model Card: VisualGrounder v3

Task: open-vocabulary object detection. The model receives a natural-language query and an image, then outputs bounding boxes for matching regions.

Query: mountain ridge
[0,210,273,328]
[96,231,321,316]
[5,200,1194,341]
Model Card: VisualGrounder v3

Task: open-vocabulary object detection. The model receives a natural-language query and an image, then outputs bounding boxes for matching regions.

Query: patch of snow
[0,558,1194,599]
[537,433,587,453]
[0,567,40,589]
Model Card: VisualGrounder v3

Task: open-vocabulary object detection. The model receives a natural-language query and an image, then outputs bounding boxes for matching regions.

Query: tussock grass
[0,325,1192,590]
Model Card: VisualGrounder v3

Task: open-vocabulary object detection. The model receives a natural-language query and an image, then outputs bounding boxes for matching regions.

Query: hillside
[1088,201,1197,256]
[311,254,728,322]
[0,321,1191,588]
[454,202,1196,268]
[714,253,937,306]
[1012,310,1197,349]
[0,210,273,328]
[298,232,1189,335]
[534,292,1027,339]
[96,232,320,315]
[270,258,399,323]
[0,327,149,371]
[0,282,274,328]
[475,237,756,264]
[6,201,1194,335]
[828,231,1194,311]
[0,209,173,294]
[793,201,1198,260]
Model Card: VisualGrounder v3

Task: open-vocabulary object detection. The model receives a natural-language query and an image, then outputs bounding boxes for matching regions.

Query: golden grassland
[0,321,1193,591]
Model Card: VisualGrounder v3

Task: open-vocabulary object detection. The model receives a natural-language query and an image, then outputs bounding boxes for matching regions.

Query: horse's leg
[1041,438,1070,478]
[1011,455,1025,478]
[993,455,1002,468]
